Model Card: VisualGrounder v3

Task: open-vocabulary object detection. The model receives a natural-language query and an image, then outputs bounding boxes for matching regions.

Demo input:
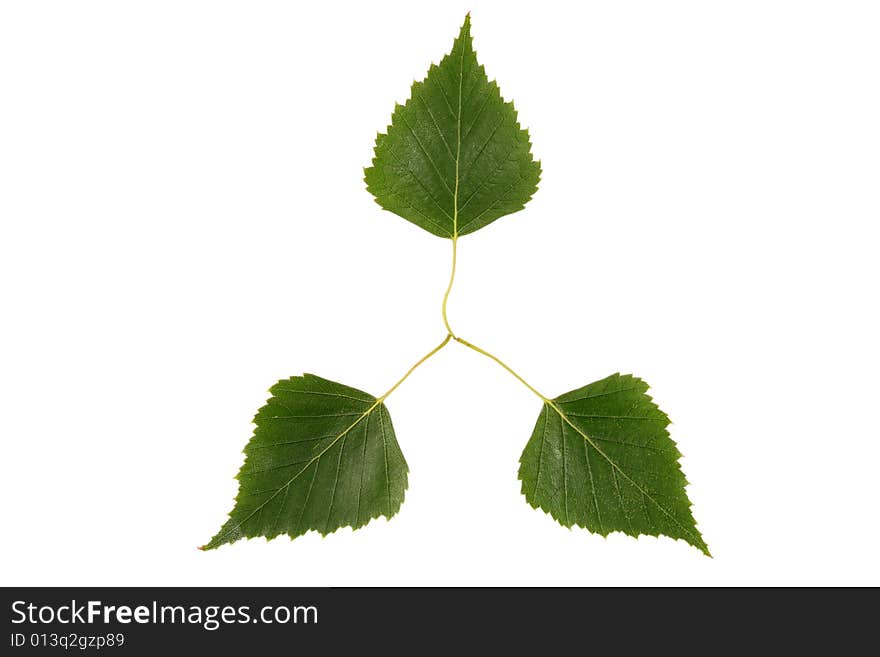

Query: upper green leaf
[519,373,709,555]
[203,374,408,549]
[365,15,541,238]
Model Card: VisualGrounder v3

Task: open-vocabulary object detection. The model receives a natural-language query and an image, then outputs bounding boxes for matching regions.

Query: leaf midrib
[452,28,464,238]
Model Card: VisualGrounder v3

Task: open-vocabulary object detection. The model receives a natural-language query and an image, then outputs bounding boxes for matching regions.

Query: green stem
[454,336,549,403]
[442,236,458,338]
[378,334,452,402]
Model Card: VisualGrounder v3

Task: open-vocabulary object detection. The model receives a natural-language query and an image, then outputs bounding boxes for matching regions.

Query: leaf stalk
[441,235,458,338]
[378,334,452,402]
[453,336,549,403]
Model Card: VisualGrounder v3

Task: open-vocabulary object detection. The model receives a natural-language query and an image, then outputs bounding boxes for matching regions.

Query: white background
[2,1,878,586]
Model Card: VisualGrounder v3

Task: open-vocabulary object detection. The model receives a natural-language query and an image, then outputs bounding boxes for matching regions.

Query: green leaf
[365,14,541,238]
[519,373,709,555]
[203,374,408,549]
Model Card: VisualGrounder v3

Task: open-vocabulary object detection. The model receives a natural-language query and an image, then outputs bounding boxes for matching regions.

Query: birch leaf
[519,374,709,555]
[365,15,541,238]
[203,374,407,549]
